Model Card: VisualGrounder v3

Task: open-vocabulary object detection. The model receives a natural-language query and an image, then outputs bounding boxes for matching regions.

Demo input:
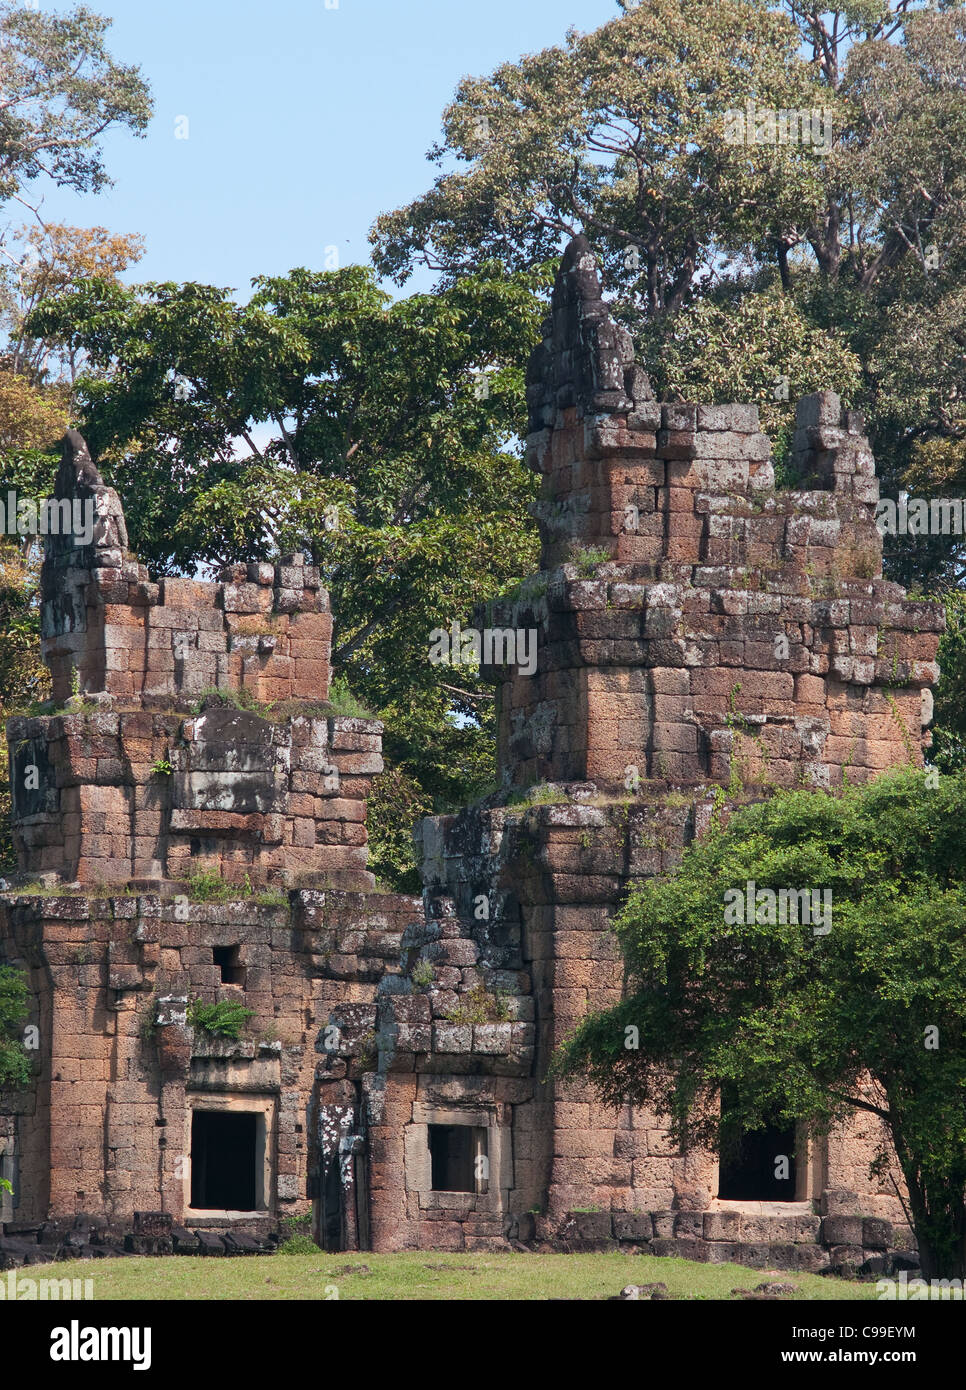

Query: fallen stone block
[193,1230,226,1256]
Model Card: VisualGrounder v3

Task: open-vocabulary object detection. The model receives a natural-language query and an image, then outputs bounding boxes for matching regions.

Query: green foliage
[365,765,432,894]
[138,997,159,1042]
[0,2,152,210]
[410,958,435,989]
[150,754,172,776]
[0,8,149,865]
[185,870,248,903]
[192,687,264,716]
[278,1214,312,1236]
[371,0,966,591]
[356,1029,378,1070]
[931,590,966,774]
[0,964,31,1089]
[568,544,611,577]
[505,782,570,810]
[554,768,966,1277]
[445,984,510,1024]
[371,0,816,308]
[325,675,373,720]
[640,285,863,473]
[0,444,58,870]
[187,997,254,1040]
[254,889,288,908]
[276,1234,318,1255]
[29,262,547,885]
[11,1246,880,1300]
[0,547,48,872]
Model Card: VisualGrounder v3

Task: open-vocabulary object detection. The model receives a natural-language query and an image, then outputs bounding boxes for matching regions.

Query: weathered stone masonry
[1,432,420,1256]
[0,237,943,1273]
[348,236,941,1268]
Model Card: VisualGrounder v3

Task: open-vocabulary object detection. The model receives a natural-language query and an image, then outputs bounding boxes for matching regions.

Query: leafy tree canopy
[931,590,966,773]
[0,382,63,872]
[0,1,151,214]
[0,223,145,386]
[371,0,821,309]
[0,965,30,1091]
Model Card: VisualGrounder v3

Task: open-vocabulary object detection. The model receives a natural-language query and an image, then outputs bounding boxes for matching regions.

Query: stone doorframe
[181,1093,276,1221]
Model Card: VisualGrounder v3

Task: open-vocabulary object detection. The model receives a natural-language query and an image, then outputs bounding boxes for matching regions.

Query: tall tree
[0,428,61,875]
[0,3,150,872]
[371,0,821,310]
[0,1,151,219]
[0,223,145,386]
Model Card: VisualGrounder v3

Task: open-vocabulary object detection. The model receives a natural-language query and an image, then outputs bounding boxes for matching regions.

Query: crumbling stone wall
[9,706,381,888]
[0,428,423,1242]
[492,238,938,793]
[41,433,331,708]
[8,432,381,891]
[0,887,417,1227]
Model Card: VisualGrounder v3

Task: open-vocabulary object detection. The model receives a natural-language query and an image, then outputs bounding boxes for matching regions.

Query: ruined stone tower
[0,433,419,1241]
[347,236,942,1261]
[0,239,943,1269]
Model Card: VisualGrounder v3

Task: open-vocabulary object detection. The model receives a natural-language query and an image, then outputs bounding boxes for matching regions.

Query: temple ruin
[0,237,942,1270]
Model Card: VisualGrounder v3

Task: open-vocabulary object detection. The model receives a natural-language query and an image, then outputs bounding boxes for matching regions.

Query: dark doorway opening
[428,1124,488,1194]
[190,1110,258,1210]
[213,945,245,985]
[718,1093,797,1201]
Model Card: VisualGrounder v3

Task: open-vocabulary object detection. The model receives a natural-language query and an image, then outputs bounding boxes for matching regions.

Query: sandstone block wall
[1,238,943,1268]
[7,432,384,892]
[1,427,419,1238]
[0,888,418,1224]
[9,705,382,888]
[41,435,332,708]
[492,238,940,794]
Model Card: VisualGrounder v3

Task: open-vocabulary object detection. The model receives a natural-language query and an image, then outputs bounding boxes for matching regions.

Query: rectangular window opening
[428,1124,488,1195]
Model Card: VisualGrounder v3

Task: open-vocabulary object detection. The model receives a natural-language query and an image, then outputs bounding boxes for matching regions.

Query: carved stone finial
[55,428,105,496]
[525,234,653,435]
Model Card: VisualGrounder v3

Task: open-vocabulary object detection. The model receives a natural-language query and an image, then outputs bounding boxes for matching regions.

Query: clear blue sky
[32,0,619,299]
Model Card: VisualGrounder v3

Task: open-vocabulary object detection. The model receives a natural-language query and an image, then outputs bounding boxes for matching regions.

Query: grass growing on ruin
[191,676,375,723]
[31,1251,879,1301]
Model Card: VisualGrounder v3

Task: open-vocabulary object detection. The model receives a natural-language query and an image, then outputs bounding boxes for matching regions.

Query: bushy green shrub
[277,1234,318,1255]
[0,965,31,1088]
[186,870,249,902]
[326,675,374,719]
[187,998,253,1040]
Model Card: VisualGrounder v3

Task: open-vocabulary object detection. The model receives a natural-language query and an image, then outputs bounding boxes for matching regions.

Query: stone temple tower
[0,240,943,1272]
[0,430,419,1244]
[350,235,942,1262]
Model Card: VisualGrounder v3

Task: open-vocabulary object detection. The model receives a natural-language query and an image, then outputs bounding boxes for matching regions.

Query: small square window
[213,945,245,986]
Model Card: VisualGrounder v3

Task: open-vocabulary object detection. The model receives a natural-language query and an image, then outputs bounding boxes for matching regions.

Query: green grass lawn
[28,1250,879,1300]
